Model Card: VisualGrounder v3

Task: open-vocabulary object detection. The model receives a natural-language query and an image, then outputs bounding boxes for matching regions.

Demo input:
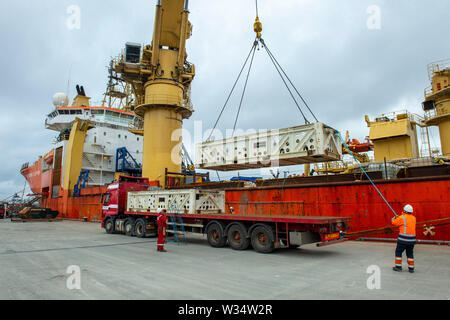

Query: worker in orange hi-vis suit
[392,204,417,273]
[157,208,168,252]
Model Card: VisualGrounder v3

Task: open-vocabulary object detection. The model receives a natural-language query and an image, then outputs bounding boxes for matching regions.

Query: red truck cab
[101,176,150,228]
[0,203,5,219]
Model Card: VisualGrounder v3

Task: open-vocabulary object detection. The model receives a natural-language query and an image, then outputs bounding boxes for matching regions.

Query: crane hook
[254,16,262,39]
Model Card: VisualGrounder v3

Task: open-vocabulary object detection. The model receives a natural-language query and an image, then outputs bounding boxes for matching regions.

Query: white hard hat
[403,204,414,214]
[157,208,163,214]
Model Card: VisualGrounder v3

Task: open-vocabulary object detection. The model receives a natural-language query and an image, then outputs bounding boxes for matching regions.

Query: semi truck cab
[0,203,5,219]
[101,176,150,228]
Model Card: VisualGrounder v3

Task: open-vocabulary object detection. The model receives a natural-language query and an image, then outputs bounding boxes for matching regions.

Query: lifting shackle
[254,16,262,38]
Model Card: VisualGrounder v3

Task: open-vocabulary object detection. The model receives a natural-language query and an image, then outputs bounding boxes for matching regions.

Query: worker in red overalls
[392,204,417,273]
[157,208,168,252]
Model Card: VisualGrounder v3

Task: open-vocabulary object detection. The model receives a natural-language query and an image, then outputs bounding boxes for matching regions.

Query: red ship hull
[225,176,450,242]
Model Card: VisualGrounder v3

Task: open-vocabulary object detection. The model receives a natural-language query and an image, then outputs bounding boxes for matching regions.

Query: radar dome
[52,93,69,108]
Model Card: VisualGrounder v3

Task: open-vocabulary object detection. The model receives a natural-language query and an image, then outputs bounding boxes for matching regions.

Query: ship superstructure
[20,83,144,220]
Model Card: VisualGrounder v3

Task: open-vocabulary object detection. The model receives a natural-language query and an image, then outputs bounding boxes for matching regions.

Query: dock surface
[0,220,449,300]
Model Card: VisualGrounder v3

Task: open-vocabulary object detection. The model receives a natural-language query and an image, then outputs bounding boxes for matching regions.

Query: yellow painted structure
[365,112,419,162]
[114,0,195,185]
[423,60,450,156]
[63,118,92,194]
[72,94,91,107]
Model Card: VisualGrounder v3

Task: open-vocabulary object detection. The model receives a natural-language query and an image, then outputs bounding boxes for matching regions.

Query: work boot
[409,269,415,274]
[392,267,402,272]
[157,249,167,253]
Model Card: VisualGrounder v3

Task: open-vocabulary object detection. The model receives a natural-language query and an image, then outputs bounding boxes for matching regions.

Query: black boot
[393,266,402,272]
[409,269,415,273]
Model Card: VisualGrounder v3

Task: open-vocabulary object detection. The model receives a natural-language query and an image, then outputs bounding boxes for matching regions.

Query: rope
[207,41,258,142]
[336,131,398,217]
[232,42,258,136]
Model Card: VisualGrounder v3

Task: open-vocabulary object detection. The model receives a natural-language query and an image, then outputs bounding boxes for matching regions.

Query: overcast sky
[0,0,449,199]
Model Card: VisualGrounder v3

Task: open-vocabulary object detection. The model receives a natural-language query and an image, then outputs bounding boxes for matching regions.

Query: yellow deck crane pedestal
[114,0,195,186]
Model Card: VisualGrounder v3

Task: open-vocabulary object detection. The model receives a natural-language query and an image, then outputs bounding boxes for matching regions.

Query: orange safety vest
[392,214,416,244]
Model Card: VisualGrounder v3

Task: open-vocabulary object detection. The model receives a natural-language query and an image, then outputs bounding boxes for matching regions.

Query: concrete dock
[0,220,449,300]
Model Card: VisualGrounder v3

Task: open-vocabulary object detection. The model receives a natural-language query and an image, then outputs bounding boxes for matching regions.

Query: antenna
[66,63,73,98]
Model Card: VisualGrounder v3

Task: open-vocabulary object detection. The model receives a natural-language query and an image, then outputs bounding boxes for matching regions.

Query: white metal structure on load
[195,122,343,171]
[127,189,226,215]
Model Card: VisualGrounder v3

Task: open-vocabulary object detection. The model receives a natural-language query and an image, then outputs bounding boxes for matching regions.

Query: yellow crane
[114,0,195,186]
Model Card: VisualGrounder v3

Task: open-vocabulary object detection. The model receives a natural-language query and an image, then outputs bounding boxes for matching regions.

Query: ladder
[167,200,187,244]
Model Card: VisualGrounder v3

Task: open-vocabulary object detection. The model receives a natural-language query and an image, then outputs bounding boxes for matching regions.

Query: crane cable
[260,38,318,123]
[232,42,258,136]
[207,41,258,142]
[208,1,318,139]
[260,38,310,124]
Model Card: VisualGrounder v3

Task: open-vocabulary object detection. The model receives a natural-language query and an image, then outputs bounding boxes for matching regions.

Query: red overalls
[157,213,167,252]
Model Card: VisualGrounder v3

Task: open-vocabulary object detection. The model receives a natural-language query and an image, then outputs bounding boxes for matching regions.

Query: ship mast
[102,59,135,111]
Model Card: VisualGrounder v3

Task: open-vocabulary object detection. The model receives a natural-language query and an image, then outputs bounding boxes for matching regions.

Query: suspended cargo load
[127,189,225,215]
[195,122,343,171]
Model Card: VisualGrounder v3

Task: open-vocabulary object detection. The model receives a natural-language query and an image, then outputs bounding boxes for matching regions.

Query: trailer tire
[104,217,115,234]
[206,222,227,248]
[251,225,275,254]
[227,223,250,250]
[124,218,135,237]
[135,218,146,238]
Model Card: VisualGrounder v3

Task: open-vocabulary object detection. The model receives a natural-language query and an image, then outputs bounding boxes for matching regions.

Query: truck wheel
[227,223,250,250]
[105,218,115,234]
[207,222,227,248]
[124,218,135,237]
[251,225,275,254]
[135,219,146,238]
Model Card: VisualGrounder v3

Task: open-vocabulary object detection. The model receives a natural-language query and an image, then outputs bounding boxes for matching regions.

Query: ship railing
[375,110,422,125]
[424,107,448,121]
[424,85,433,97]
[129,116,144,131]
[427,58,450,80]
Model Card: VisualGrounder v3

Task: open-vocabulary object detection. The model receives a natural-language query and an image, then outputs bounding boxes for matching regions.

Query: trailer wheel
[104,217,115,234]
[207,222,227,248]
[227,223,250,250]
[124,218,135,237]
[135,219,146,238]
[251,225,275,254]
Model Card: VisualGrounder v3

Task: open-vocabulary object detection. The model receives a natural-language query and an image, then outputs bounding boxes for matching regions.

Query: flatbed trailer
[101,176,351,253]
